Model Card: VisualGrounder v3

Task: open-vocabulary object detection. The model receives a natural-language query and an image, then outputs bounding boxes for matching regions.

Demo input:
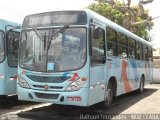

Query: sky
[0,0,159,48]
[144,0,160,48]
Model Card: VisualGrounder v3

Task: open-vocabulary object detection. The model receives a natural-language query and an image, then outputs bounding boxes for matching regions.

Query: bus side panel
[115,58,143,95]
[131,61,151,89]
[0,60,17,96]
[145,61,153,85]
[104,57,152,97]
[121,59,152,94]
[0,81,5,95]
[123,60,152,93]
[128,59,143,91]
[6,65,17,95]
[0,62,6,95]
[106,57,122,96]
[149,62,153,84]
[119,58,135,94]
[128,59,137,90]
[88,65,106,106]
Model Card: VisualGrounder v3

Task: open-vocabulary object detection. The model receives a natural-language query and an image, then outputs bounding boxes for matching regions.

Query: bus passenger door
[89,25,106,105]
[6,30,20,95]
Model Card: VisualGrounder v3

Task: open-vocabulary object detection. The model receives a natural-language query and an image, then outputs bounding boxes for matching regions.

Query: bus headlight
[66,77,87,91]
[18,75,30,88]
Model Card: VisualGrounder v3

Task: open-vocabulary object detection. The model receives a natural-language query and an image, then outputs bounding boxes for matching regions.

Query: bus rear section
[0,19,21,96]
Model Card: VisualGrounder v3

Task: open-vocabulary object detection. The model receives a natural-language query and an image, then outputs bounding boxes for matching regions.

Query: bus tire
[103,82,114,108]
[139,76,145,93]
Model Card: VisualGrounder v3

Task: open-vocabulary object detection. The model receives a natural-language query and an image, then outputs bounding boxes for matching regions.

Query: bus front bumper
[17,84,89,106]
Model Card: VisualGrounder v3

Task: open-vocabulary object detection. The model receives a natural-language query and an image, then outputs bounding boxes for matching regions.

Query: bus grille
[33,85,63,90]
[26,75,70,83]
[35,93,59,99]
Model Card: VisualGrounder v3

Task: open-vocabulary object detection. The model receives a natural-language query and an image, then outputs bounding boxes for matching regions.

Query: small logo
[44,85,49,90]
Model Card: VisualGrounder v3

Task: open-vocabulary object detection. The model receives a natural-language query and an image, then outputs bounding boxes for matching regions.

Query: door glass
[0,31,4,62]
[91,27,105,65]
[7,31,20,67]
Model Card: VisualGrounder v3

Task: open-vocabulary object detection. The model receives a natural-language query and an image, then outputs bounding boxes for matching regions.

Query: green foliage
[88,2,153,41]
[88,2,125,26]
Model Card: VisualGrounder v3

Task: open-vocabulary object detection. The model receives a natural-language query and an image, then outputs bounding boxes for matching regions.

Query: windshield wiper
[32,27,46,50]
[32,27,45,42]
[47,25,69,50]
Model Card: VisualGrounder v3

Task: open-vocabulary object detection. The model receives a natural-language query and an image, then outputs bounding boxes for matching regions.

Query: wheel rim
[141,81,143,91]
[105,89,112,104]
[140,79,144,92]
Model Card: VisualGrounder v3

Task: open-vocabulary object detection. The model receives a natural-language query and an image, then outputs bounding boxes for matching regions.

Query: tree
[88,0,154,41]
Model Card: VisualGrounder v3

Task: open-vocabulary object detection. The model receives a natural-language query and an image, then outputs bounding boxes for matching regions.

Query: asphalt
[0,84,160,120]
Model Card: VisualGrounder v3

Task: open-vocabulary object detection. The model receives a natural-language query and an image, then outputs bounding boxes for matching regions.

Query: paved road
[0,96,37,119]
[1,84,160,120]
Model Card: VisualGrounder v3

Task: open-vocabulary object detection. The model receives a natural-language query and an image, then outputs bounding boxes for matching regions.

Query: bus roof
[22,9,152,47]
[0,19,21,30]
[85,9,152,47]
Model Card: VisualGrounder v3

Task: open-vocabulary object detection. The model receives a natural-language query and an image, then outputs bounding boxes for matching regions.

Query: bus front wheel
[103,82,114,108]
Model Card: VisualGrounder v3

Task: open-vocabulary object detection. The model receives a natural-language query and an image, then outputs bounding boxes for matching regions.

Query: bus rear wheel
[103,82,114,108]
[139,76,145,93]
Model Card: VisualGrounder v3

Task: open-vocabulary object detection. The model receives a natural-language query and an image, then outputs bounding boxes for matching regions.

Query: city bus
[0,19,20,96]
[17,9,153,107]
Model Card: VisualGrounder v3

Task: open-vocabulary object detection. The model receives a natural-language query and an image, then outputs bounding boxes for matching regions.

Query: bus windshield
[19,27,87,72]
[0,31,4,62]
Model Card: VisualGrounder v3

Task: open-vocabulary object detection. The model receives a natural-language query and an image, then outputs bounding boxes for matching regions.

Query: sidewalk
[121,84,160,114]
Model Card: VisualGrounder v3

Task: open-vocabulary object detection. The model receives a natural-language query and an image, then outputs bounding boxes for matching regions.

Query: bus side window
[91,26,106,65]
[7,31,20,67]
[117,32,127,46]
[148,47,153,62]
[128,49,136,59]
[117,32,128,58]
[136,42,143,60]
[118,45,127,58]
[106,27,117,57]
[143,45,148,61]
[128,38,136,59]
[0,31,4,62]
